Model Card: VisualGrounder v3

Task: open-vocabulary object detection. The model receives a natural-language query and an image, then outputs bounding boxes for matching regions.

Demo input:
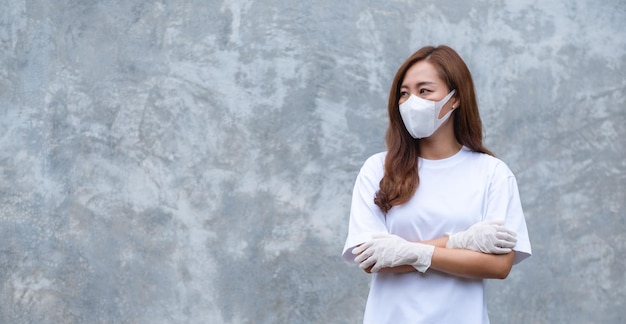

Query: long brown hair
[374,45,493,213]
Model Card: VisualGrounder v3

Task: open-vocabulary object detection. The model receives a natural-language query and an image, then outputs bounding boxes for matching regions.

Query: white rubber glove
[352,233,435,273]
[446,220,517,254]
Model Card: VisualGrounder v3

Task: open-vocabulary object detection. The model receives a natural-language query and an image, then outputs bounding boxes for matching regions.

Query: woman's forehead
[402,61,443,85]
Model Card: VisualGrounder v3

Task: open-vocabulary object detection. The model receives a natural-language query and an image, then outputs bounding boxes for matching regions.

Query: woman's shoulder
[364,151,387,163]
[359,151,387,174]
[465,149,515,176]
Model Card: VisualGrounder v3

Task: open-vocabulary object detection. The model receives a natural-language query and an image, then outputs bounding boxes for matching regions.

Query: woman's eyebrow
[415,81,436,87]
[400,81,437,88]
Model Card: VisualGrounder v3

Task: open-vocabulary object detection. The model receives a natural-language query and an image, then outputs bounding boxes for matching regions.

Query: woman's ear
[451,96,460,109]
[439,96,460,118]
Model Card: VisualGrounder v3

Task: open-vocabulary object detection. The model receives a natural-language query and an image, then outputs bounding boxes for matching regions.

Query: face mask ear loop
[448,89,458,110]
[442,90,456,106]
[435,90,457,120]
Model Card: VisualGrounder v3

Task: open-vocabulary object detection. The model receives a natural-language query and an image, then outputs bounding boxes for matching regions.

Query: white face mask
[399,90,456,139]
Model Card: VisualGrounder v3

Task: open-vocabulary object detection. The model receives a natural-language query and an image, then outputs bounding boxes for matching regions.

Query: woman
[342,45,531,323]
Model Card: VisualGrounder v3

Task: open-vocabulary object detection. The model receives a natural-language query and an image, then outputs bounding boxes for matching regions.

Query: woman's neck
[418,124,462,160]
[419,140,462,160]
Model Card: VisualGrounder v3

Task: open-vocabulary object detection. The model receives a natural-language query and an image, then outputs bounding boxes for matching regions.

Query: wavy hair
[374,45,493,213]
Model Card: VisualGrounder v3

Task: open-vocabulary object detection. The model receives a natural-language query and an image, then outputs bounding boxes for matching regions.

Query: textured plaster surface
[0,0,624,323]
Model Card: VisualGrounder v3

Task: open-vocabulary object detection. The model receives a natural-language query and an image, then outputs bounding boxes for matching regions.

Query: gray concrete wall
[1,0,624,323]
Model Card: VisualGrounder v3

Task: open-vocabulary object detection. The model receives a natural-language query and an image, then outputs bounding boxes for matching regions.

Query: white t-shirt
[342,147,531,324]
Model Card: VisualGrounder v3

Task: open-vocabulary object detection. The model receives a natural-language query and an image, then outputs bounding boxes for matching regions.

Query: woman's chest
[385,168,491,240]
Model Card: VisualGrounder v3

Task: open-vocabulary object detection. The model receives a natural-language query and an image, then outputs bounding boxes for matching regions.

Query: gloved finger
[352,245,364,255]
[494,239,516,249]
[354,246,374,263]
[494,226,517,237]
[491,246,513,254]
[352,241,373,255]
[358,254,377,270]
[495,231,518,244]
[370,262,384,273]
[354,252,366,263]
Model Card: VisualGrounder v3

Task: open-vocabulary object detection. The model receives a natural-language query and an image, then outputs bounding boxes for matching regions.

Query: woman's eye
[419,88,430,94]
[400,91,409,97]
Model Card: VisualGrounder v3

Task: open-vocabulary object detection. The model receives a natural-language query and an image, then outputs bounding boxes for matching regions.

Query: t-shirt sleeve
[485,161,532,265]
[341,154,388,264]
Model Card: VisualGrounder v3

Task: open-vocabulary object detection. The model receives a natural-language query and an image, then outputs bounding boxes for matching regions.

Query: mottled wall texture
[1,0,624,323]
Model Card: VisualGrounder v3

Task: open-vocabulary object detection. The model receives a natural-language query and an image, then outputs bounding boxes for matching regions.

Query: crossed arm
[364,236,515,279]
